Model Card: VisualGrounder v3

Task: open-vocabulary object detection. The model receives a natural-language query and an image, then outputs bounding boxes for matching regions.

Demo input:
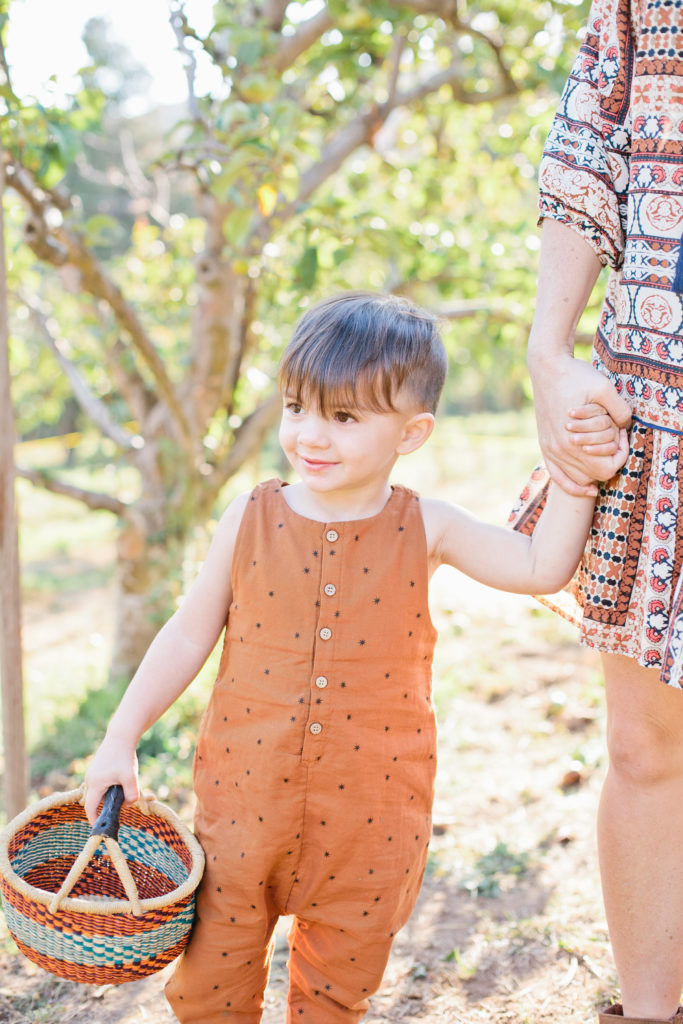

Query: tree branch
[51,225,195,443]
[293,111,379,209]
[212,392,281,488]
[6,160,196,453]
[274,47,518,225]
[170,5,207,125]
[386,0,516,95]
[169,3,226,66]
[397,57,516,108]
[467,25,516,95]
[19,293,141,451]
[118,128,153,197]
[437,301,504,320]
[386,33,407,107]
[15,466,127,515]
[270,8,333,73]
[386,0,462,26]
[108,338,153,424]
[390,283,521,325]
[262,0,290,33]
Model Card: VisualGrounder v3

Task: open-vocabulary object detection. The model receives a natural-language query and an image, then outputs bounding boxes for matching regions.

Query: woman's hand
[530,353,632,495]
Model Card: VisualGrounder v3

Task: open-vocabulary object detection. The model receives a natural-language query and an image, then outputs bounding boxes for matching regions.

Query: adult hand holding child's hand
[530,353,632,495]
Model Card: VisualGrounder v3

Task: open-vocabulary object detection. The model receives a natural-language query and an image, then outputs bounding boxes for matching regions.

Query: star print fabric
[165,479,438,1022]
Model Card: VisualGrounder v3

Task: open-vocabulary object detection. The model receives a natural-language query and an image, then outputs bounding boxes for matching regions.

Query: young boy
[85,291,627,1023]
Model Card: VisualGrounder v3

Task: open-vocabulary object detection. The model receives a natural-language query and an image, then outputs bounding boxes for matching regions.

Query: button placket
[316,519,341,660]
[302,523,341,763]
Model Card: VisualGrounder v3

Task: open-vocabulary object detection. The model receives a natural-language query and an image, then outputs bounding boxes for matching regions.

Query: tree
[1,0,589,684]
[0,147,28,816]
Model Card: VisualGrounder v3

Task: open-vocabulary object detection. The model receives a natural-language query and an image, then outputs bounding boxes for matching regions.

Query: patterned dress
[165,480,438,1023]
[511,0,683,685]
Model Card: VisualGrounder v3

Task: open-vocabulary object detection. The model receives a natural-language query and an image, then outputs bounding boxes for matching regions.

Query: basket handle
[92,783,125,840]
[48,785,143,916]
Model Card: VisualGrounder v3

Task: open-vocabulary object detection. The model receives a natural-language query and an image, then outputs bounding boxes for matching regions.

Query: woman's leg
[598,653,683,1017]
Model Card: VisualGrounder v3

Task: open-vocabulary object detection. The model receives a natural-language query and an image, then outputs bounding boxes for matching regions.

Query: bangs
[278,342,399,416]
[277,291,446,416]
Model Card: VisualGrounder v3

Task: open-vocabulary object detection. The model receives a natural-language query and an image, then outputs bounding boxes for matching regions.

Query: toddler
[85,291,627,1024]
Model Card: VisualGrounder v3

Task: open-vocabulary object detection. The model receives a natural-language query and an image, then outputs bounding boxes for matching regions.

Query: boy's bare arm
[426,488,595,595]
[83,492,249,823]
[425,414,627,595]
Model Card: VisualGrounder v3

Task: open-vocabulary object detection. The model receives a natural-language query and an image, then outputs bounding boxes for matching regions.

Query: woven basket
[0,785,204,985]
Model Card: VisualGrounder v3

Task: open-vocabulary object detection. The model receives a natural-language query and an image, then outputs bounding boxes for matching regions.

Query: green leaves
[223,206,254,249]
[83,214,123,248]
[0,100,89,187]
[42,116,80,181]
[295,245,318,289]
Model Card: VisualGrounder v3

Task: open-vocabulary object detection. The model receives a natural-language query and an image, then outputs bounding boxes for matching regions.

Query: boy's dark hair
[277,291,447,415]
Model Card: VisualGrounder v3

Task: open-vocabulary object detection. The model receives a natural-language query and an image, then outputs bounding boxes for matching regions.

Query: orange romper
[165,479,438,1023]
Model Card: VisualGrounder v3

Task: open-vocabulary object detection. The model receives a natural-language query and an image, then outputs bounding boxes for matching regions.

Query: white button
[309,722,323,735]
[326,529,339,542]
[319,627,332,641]
[324,583,336,596]
[315,676,328,688]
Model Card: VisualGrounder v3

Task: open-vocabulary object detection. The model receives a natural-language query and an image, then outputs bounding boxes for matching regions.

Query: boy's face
[278,390,432,499]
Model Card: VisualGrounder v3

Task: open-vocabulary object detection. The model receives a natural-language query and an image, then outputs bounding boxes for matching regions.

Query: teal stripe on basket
[2,897,195,965]
[11,825,189,886]
[11,823,91,870]
[118,831,189,886]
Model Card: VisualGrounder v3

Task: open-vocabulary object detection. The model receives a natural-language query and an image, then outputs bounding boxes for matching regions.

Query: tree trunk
[109,503,200,685]
[0,156,28,818]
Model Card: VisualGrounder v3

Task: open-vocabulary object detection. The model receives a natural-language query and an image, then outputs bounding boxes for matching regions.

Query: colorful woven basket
[0,785,204,985]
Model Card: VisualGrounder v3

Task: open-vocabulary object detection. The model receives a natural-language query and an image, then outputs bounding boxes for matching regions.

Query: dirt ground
[0,564,619,1024]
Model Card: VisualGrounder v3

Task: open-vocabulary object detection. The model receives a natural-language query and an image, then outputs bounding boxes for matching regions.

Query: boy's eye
[285,401,303,414]
[333,410,356,423]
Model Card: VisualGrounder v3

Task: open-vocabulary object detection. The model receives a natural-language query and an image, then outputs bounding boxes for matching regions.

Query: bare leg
[598,654,683,1017]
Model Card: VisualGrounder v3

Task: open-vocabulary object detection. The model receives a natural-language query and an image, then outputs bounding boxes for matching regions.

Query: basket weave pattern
[0,788,204,985]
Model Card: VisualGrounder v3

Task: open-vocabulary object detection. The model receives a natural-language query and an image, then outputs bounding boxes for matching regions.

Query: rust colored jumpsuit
[165,479,438,1023]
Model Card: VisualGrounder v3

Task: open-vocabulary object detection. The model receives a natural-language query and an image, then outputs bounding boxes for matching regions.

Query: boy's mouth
[301,457,337,469]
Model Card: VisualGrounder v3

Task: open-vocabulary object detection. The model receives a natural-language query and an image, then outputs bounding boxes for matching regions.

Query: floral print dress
[510,0,683,684]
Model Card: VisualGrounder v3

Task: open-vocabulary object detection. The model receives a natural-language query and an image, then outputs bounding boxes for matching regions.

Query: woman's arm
[83,492,249,823]
[529,0,635,494]
[528,220,632,496]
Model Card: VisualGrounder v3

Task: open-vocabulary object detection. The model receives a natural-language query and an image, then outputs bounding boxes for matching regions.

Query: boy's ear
[396,412,435,455]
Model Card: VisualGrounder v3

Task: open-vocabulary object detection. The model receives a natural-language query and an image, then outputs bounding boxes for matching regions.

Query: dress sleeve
[538,0,633,269]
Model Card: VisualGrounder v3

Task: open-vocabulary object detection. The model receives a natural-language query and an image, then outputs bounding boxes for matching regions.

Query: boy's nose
[298,417,329,447]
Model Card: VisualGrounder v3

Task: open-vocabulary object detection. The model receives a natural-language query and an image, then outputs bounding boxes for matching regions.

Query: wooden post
[0,154,28,818]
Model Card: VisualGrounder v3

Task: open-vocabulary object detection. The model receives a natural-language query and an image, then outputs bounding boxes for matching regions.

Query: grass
[460,841,532,898]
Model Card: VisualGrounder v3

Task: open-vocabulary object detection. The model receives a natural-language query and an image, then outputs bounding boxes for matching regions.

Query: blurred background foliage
[4,0,594,436]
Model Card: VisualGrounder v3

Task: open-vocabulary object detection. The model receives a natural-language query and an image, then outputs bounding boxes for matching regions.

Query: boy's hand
[566,402,629,480]
[566,402,620,454]
[84,736,140,825]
